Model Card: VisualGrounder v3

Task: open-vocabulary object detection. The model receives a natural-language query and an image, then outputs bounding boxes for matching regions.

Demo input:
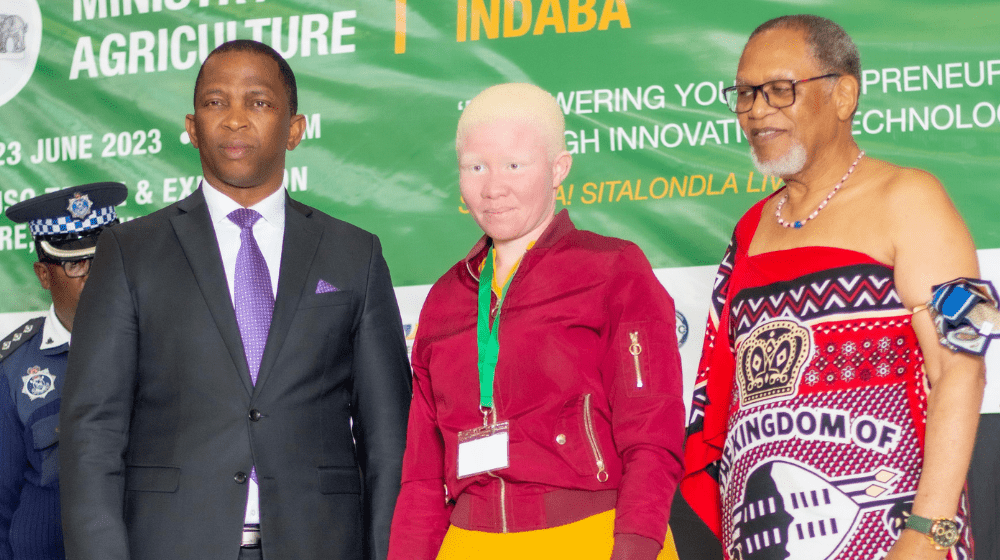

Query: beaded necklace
[775,150,865,229]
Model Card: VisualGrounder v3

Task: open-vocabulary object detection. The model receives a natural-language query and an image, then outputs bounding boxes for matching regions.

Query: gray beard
[750,141,807,177]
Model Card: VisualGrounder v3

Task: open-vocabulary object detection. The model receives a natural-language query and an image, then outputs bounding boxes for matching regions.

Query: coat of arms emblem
[66,192,93,219]
[22,366,56,400]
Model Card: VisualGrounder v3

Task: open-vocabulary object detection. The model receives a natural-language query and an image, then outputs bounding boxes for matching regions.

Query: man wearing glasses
[682,15,982,560]
[0,182,127,560]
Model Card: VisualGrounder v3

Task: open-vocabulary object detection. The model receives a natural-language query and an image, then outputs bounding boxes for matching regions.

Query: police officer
[0,182,126,560]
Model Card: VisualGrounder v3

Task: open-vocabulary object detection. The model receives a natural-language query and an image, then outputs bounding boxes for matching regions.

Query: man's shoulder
[868,159,951,215]
[868,158,941,194]
[0,316,45,365]
[863,158,970,262]
[107,198,187,239]
[289,198,375,242]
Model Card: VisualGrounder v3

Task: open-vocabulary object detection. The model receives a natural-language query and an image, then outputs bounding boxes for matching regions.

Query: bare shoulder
[867,159,964,231]
[877,160,946,202]
[871,157,977,305]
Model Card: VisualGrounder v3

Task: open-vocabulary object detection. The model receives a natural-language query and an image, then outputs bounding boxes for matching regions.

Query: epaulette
[0,317,45,362]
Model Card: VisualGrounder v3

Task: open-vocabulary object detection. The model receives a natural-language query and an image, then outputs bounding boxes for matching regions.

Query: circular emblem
[675,310,689,347]
[67,192,93,219]
[21,365,55,401]
[0,0,42,108]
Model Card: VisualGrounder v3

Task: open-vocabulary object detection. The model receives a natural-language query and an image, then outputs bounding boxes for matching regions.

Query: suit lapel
[170,188,254,398]
[253,195,322,396]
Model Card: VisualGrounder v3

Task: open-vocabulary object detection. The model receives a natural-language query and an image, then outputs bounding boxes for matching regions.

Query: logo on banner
[736,318,812,406]
[0,0,41,108]
[676,310,689,347]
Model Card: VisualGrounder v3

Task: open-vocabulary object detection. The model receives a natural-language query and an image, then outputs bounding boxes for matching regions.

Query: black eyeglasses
[46,258,92,278]
[722,73,840,114]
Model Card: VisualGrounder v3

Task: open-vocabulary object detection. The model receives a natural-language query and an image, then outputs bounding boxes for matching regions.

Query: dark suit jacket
[60,188,411,560]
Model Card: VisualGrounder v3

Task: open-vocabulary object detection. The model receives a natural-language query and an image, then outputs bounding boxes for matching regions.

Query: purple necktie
[228,208,274,386]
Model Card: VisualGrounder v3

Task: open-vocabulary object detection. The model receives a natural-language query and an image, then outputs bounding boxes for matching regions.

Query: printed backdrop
[1,0,998,411]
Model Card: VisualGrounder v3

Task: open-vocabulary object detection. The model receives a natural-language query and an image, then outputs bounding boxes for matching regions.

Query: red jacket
[389,211,685,559]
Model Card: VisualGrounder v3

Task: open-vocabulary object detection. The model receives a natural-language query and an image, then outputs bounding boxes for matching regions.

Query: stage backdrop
[1,0,999,412]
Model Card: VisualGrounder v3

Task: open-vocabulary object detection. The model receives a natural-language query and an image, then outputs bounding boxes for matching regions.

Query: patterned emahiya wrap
[28,205,117,237]
[927,277,1000,356]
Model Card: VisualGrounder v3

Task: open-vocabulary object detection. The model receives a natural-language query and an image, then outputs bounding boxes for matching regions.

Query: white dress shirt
[202,180,285,300]
[201,179,286,526]
[39,304,71,350]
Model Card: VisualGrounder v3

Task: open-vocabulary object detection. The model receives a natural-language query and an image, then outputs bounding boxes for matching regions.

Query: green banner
[1,0,999,314]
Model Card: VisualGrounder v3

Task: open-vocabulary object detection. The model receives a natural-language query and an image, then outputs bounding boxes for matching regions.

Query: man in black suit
[59,40,411,560]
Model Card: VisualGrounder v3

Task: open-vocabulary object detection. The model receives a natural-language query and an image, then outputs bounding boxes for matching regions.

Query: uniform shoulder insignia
[0,317,45,362]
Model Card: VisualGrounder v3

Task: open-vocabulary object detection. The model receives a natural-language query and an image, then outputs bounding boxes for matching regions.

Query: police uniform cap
[5,182,127,262]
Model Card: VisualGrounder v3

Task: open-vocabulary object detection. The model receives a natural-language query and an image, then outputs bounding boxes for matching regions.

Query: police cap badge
[5,182,127,263]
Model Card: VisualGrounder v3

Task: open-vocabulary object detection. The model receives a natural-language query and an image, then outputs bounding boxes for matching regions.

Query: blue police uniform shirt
[0,306,69,560]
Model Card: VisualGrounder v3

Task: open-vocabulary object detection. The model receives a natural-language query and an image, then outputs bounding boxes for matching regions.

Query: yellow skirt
[436,509,679,560]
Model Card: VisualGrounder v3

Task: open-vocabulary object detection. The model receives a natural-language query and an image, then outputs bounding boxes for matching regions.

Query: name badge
[457,421,510,478]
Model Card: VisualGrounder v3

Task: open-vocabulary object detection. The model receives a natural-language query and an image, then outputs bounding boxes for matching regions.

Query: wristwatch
[904,514,960,550]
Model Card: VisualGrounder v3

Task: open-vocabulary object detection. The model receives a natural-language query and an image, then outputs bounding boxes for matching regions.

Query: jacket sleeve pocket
[318,466,362,494]
[617,321,682,398]
[125,465,181,493]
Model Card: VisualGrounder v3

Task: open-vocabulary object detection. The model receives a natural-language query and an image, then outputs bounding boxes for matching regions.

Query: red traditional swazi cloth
[681,197,972,560]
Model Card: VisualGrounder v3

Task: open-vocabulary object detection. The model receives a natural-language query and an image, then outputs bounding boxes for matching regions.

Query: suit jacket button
[249,409,262,421]
[234,472,248,484]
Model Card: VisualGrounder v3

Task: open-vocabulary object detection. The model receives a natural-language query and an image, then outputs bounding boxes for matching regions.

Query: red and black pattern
[711,236,737,326]
[681,196,972,560]
[688,234,737,436]
[682,232,741,535]
[730,264,902,338]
